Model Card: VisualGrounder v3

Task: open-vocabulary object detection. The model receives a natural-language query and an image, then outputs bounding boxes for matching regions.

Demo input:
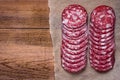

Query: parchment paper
[48,0,120,80]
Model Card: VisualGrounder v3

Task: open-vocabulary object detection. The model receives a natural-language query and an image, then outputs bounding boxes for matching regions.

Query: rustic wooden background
[0,0,54,80]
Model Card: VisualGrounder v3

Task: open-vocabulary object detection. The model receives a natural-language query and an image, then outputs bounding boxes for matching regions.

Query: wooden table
[0,0,54,80]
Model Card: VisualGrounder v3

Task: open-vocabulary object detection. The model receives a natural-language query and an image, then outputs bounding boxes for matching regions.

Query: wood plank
[0,29,54,80]
[0,0,49,29]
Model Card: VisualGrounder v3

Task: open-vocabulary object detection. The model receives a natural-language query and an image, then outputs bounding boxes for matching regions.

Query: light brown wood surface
[0,0,54,80]
[0,0,49,29]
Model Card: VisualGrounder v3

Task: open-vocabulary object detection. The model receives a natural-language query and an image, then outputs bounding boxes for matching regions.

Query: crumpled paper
[48,0,120,80]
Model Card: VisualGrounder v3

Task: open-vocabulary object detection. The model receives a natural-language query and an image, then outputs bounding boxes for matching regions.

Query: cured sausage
[61,4,88,73]
[89,5,116,72]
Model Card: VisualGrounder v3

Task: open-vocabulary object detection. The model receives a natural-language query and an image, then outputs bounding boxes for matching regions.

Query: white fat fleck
[100,14,105,18]
[108,63,112,66]
[108,15,113,18]
[94,63,98,66]
[100,43,105,45]
[101,46,107,49]
[66,48,71,52]
[107,58,111,62]
[102,52,106,55]
[99,22,103,25]
[106,33,111,36]
[76,11,80,15]
[109,66,112,68]
[73,8,76,10]
[74,47,78,50]
[74,41,78,44]
[66,10,69,14]
[92,19,94,22]
[101,34,106,38]
[106,36,111,40]
[106,24,112,28]
[107,10,113,14]
[102,29,110,32]
[94,59,99,64]
[93,11,96,15]
[71,33,76,36]
[72,15,78,20]
[77,19,81,23]
[63,19,68,24]
[90,23,93,26]
[79,14,84,19]
[101,39,105,42]
[67,14,71,18]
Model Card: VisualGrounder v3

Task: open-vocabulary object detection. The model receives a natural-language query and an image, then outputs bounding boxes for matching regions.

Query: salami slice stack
[61,4,88,73]
[89,5,116,72]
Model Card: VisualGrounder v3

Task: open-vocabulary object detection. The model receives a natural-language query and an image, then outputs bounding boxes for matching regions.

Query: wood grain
[0,0,54,80]
[0,29,54,80]
[0,0,49,29]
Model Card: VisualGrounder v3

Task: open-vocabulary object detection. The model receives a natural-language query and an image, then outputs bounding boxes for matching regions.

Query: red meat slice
[62,43,87,55]
[62,4,87,29]
[62,58,86,68]
[62,62,86,73]
[89,27,114,39]
[62,25,87,38]
[90,62,113,72]
[89,33,114,43]
[63,23,87,33]
[91,5,115,29]
[90,23,114,34]
[89,49,115,61]
[90,44,115,55]
[62,33,87,45]
[62,38,87,50]
[90,41,115,50]
[61,53,86,64]
[61,48,86,60]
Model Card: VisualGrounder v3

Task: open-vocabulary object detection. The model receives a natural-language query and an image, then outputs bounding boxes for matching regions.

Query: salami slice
[89,27,114,39]
[89,49,115,59]
[89,37,114,46]
[90,53,115,72]
[90,44,115,55]
[90,58,114,66]
[62,4,87,29]
[62,62,86,73]
[91,5,115,29]
[63,24,87,33]
[62,33,87,45]
[62,53,86,64]
[62,48,86,60]
[62,25,87,38]
[89,33,114,43]
[62,43,87,55]
[62,58,86,69]
[90,41,115,50]
[62,39,87,50]
[90,23,114,34]
[90,62,113,72]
